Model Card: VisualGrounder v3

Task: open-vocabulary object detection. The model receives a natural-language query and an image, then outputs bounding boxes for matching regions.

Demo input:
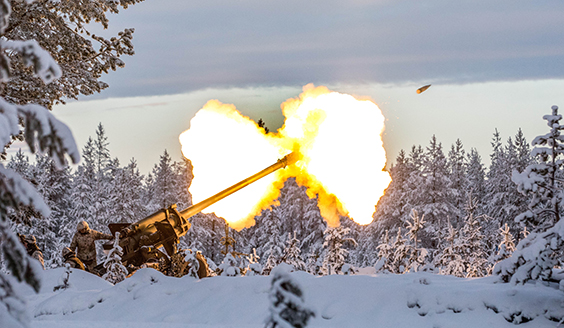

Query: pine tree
[111,159,145,223]
[410,136,457,247]
[447,139,467,217]
[151,150,178,209]
[434,222,465,277]
[24,154,72,268]
[1,0,80,324]
[265,264,315,328]
[492,223,516,264]
[102,233,128,284]
[466,148,486,206]
[374,230,393,273]
[2,0,142,108]
[495,105,564,284]
[405,210,428,272]
[390,227,412,274]
[459,196,489,277]
[320,226,357,275]
[367,151,412,263]
[281,232,306,271]
[262,208,284,275]
[6,150,39,226]
[305,243,322,275]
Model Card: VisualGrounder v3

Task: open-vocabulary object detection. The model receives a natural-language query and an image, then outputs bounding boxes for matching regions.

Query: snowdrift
[25,267,564,328]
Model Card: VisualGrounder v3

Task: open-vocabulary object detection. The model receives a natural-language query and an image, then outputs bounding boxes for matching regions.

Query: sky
[21,0,564,173]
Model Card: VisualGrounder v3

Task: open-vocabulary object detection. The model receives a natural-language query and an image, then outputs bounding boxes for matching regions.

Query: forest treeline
[4,120,541,279]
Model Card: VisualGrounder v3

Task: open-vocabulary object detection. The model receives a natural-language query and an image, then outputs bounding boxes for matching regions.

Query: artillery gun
[98,152,297,278]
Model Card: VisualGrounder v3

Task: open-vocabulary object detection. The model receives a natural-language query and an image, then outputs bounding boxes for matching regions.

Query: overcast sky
[36,0,564,173]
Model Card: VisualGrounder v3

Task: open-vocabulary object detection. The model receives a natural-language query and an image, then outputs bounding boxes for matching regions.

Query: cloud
[96,0,564,98]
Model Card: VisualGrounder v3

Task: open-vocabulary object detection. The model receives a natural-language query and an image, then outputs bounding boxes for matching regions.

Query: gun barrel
[113,152,297,266]
[180,151,297,219]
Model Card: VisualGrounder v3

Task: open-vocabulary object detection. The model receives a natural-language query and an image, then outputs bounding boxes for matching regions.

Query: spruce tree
[447,139,467,217]
[434,222,465,277]
[374,230,393,273]
[495,105,564,284]
[405,210,428,272]
[320,226,357,275]
[459,196,489,277]
[2,0,143,108]
[491,223,516,264]
[466,148,486,207]
[410,136,456,247]
[281,232,306,272]
[1,0,80,324]
[262,207,284,275]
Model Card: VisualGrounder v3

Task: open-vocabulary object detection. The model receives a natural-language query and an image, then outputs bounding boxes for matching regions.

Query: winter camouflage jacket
[70,230,113,261]
[64,255,86,270]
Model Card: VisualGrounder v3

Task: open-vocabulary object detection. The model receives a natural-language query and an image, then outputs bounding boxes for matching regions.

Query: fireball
[179,84,391,230]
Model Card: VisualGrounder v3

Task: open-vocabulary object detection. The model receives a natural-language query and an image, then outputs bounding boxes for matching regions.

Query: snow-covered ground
[24,267,564,328]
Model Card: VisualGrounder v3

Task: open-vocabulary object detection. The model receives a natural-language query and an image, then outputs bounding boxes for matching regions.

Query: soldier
[70,221,113,273]
[19,234,45,269]
[62,247,86,270]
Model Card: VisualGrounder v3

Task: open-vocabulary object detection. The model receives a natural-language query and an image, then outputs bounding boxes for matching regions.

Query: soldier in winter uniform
[70,221,113,272]
[19,234,45,269]
[62,247,86,270]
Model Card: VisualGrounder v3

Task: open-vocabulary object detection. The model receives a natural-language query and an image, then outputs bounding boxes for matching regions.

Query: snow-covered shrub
[53,264,72,291]
[265,263,315,328]
[245,248,262,276]
[102,233,127,284]
[218,253,241,277]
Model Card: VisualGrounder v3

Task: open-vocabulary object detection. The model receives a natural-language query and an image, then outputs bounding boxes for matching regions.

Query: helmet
[77,221,89,232]
[62,247,73,258]
[24,235,37,244]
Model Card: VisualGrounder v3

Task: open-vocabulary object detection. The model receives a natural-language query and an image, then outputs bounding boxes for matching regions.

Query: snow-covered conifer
[218,253,242,277]
[447,139,468,216]
[434,221,465,277]
[320,226,357,275]
[466,148,486,206]
[3,0,142,108]
[491,223,516,264]
[390,227,412,274]
[262,208,284,275]
[495,106,564,284]
[371,150,412,236]
[111,159,145,223]
[102,233,127,284]
[410,136,457,246]
[245,248,262,276]
[375,230,393,273]
[282,232,306,271]
[405,210,428,272]
[1,0,80,324]
[265,264,315,328]
[459,196,489,277]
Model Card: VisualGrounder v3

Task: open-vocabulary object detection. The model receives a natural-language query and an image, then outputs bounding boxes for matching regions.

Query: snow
[22,267,564,328]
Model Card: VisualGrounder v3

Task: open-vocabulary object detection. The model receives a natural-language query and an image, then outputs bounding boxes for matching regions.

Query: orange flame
[179,85,391,230]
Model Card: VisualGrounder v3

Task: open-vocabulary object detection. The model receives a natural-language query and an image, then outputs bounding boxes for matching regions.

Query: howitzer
[101,152,298,274]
